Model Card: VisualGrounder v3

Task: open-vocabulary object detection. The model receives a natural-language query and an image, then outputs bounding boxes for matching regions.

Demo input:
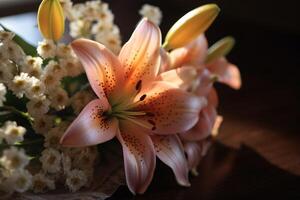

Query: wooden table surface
[1,1,300,199]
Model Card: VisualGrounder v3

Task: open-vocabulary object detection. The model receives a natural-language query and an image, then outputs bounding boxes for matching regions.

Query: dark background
[1,0,300,199]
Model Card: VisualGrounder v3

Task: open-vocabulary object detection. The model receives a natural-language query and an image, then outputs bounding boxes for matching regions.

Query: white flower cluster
[60,0,122,54]
[0,133,32,195]
[27,121,98,193]
[139,4,162,26]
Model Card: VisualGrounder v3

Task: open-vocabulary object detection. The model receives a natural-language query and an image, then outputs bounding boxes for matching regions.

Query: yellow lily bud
[205,36,235,64]
[163,4,220,50]
[37,0,65,41]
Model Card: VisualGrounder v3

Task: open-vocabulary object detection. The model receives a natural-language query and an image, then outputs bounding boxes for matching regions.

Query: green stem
[0,138,44,149]
[1,106,33,123]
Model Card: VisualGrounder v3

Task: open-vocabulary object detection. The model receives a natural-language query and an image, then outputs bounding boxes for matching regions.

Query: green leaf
[0,23,37,56]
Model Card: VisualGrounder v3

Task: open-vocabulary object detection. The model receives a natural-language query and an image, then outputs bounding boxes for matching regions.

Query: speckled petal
[151,135,190,186]
[135,81,206,134]
[60,99,117,147]
[71,39,124,101]
[117,121,156,194]
[119,18,161,92]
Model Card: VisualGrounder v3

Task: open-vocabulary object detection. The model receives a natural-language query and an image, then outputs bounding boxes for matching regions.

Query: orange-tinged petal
[38,0,65,41]
[135,81,206,134]
[180,104,217,141]
[157,66,198,91]
[117,121,156,194]
[60,99,117,147]
[207,57,242,90]
[170,35,208,69]
[71,39,124,102]
[119,18,161,92]
[151,135,190,186]
[159,48,171,73]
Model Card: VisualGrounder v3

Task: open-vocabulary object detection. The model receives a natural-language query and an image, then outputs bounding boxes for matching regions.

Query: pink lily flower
[60,19,206,194]
[158,34,241,173]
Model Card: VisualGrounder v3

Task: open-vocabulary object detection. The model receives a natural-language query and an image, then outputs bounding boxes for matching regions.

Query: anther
[135,80,142,91]
[139,94,147,101]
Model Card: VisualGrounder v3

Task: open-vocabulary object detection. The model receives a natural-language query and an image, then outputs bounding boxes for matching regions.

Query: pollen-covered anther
[139,94,147,101]
[135,80,142,91]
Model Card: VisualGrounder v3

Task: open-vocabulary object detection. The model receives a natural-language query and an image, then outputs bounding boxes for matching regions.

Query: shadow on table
[108,141,300,200]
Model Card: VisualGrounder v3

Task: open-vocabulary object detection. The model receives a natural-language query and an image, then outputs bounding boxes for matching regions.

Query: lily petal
[157,66,198,91]
[208,88,219,107]
[117,121,156,194]
[180,104,217,141]
[119,18,161,91]
[170,35,208,69]
[207,57,242,90]
[194,68,214,97]
[71,39,124,101]
[60,99,117,147]
[184,142,202,171]
[151,135,190,186]
[159,48,171,73]
[136,81,206,134]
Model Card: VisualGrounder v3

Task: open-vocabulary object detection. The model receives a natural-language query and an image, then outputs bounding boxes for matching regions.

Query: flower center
[104,80,154,130]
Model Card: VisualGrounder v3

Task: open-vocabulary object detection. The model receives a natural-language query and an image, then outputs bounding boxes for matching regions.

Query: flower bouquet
[0,0,241,199]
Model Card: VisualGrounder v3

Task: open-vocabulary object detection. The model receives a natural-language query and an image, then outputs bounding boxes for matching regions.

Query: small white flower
[73,147,98,170]
[25,77,46,100]
[44,60,66,79]
[21,56,43,78]
[2,121,26,144]
[59,0,74,20]
[69,20,91,38]
[37,39,56,59]
[9,169,32,193]
[44,126,64,149]
[48,87,69,111]
[0,31,15,43]
[0,43,10,61]
[65,169,88,192]
[56,43,74,58]
[31,173,55,193]
[26,97,50,117]
[71,3,86,20]
[8,72,31,98]
[59,58,83,77]
[6,41,26,65]
[0,147,29,170]
[0,60,15,84]
[32,115,54,135]
[139,4,162,26]
[39,148,61,174]
[95,28,121,54]
[61,153,72,174]
[0,83,7,106]
[41,71,61,91]
[71,90,95,114]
